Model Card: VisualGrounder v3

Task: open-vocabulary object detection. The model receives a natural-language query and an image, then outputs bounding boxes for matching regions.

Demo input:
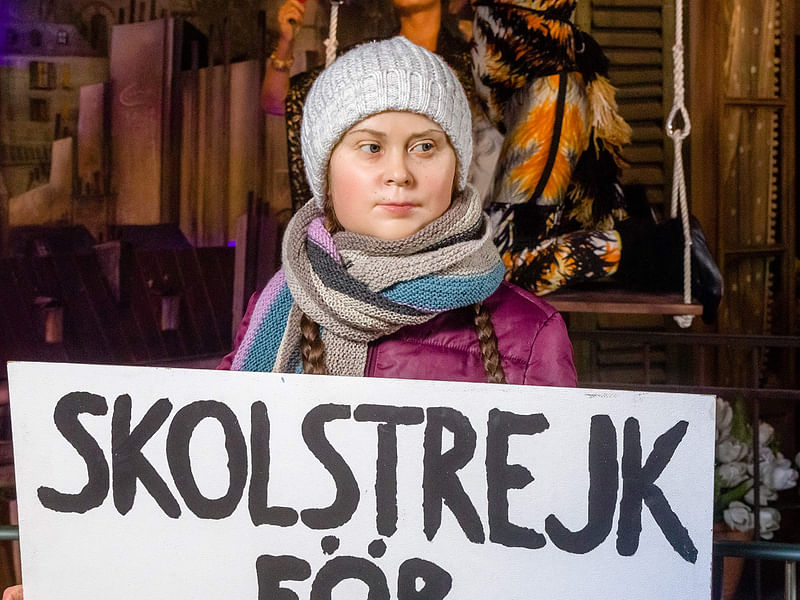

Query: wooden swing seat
[544,285,703,315]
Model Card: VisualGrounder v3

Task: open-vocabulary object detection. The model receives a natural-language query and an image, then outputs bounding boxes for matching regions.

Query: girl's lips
[377,203,417,214]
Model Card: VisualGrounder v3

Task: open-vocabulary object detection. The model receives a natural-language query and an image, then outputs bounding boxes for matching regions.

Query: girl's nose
[384,150,411,186]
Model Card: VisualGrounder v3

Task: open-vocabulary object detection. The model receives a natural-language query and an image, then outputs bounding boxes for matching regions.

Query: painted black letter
[310,556,390,600]
[423,407,484,543]
[256,554,311,600]
[300,404,359,529]
[397,558,452,600]
[112,394,180,517]
[166,401,247,519]
[38,391,109,513]
[545,414,618,553]
[353,404,424,536]
[249,401,298,526]
[486,409,549,549]
[616,418,697,563]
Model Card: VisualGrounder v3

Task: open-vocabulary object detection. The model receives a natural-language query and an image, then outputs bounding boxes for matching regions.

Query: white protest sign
[9,362,714,599]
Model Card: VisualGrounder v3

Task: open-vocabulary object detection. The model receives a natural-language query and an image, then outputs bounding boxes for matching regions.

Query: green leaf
[717,479,752,510]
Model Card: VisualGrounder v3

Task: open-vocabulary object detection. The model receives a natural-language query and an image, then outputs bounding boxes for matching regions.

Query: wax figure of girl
[0,38,576,600]
[221,36,576,385]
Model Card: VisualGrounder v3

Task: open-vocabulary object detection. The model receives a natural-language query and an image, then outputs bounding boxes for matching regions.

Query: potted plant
[713,397,799,599]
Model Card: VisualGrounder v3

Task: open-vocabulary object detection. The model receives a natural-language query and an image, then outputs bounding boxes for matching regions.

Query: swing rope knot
[666,105,691,140]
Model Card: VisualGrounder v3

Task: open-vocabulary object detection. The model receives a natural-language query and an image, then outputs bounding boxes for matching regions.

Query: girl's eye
[412,142,434,153]
[359,143,381,154]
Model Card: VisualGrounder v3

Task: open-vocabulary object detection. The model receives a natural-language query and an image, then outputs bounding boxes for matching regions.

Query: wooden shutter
[570,2,678,387]
[576,0,674,210]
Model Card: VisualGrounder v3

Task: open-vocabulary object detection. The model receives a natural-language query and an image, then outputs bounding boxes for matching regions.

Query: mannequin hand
[278,0,306,43]
[2,586,22,600]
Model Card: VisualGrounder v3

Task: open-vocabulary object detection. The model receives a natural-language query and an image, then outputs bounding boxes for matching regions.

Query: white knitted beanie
[300,36,473,207]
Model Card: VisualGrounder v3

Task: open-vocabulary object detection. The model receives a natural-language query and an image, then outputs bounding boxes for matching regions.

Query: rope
[324,0,342,68]
[665,0,693,329]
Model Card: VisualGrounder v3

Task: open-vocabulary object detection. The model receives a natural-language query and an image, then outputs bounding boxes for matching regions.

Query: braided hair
[473,301,507,384]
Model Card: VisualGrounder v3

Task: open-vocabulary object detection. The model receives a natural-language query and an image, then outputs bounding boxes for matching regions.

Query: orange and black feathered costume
[472,0,632,295]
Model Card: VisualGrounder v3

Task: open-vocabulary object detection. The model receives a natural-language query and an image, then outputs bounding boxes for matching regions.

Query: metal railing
[569,329,800,389]
[713,540,800,600]
[0,525,17,541]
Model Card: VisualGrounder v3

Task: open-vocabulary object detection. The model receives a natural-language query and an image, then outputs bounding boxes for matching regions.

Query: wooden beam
[623,144,665,163]
[606,49,663,66]
[621,166,665,186]
[592,0,663,6]
[630,124,665,142]
[609,67,664,85]
[546,288,703,315]
[593,10,662,29]
[616,84,663,100]
[618,101,665,120]
[593,31,662,48]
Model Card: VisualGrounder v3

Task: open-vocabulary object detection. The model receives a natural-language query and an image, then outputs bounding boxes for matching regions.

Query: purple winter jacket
[219,281,577,387]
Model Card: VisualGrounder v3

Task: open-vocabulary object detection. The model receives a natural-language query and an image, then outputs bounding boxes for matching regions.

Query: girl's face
[327,111,457,241]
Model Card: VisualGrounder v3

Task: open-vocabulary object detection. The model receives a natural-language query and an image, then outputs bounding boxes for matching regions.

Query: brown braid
[473,302,507,384]
[300,311,328,375]
[295,198,341,376]
[322,194,344,233]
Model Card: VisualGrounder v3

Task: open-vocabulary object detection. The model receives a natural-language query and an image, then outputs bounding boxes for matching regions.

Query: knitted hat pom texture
[300,36,473,208]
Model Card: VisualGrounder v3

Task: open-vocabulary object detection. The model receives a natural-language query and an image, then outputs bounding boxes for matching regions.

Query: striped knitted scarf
[231,185,505,376]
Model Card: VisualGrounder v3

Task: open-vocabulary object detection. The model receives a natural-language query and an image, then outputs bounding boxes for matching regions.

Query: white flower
[717,438,749,463]
[748,446,777,476]
[761,454,799,491]
[716,462,749,488]
[714,399,794,540]
[744,482,778,505]
[758,445,776,463]
[723,501,753,532]
[757,421,775,446]
[758,507,781,540]
[716,397,733,440]
[722,502,781,539]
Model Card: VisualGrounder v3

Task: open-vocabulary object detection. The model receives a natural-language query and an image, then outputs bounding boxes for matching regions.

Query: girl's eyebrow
[408,129,447,138]
[343,127,387,139]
